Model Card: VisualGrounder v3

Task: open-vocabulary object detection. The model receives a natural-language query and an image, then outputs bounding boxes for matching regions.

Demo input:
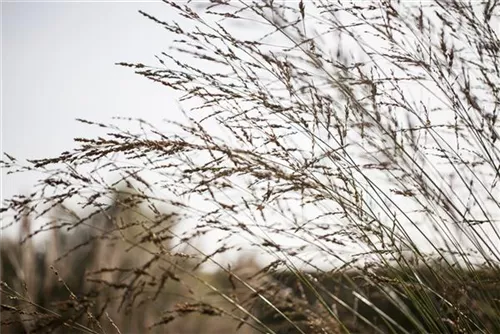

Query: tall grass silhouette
[2,1,500,333]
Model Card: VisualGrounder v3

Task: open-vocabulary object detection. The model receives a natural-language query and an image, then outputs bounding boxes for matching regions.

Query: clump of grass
[2,0,500,333]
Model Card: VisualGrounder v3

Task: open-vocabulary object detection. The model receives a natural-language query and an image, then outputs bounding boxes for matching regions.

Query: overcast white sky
[2,2,276,268]
[2,1,182,202]
[2,2,499,270]
[1,2,368,269]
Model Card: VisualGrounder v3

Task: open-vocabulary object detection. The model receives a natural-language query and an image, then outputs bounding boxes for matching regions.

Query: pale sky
[2,1,499,269]
[1,2,272,268]
[2,1,180,202]
[1,2,364,269]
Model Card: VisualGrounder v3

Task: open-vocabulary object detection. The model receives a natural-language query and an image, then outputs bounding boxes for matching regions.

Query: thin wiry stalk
[2,0,500,333]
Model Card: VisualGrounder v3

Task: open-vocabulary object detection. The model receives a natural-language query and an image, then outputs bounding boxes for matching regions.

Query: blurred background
[2,2,500,333]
